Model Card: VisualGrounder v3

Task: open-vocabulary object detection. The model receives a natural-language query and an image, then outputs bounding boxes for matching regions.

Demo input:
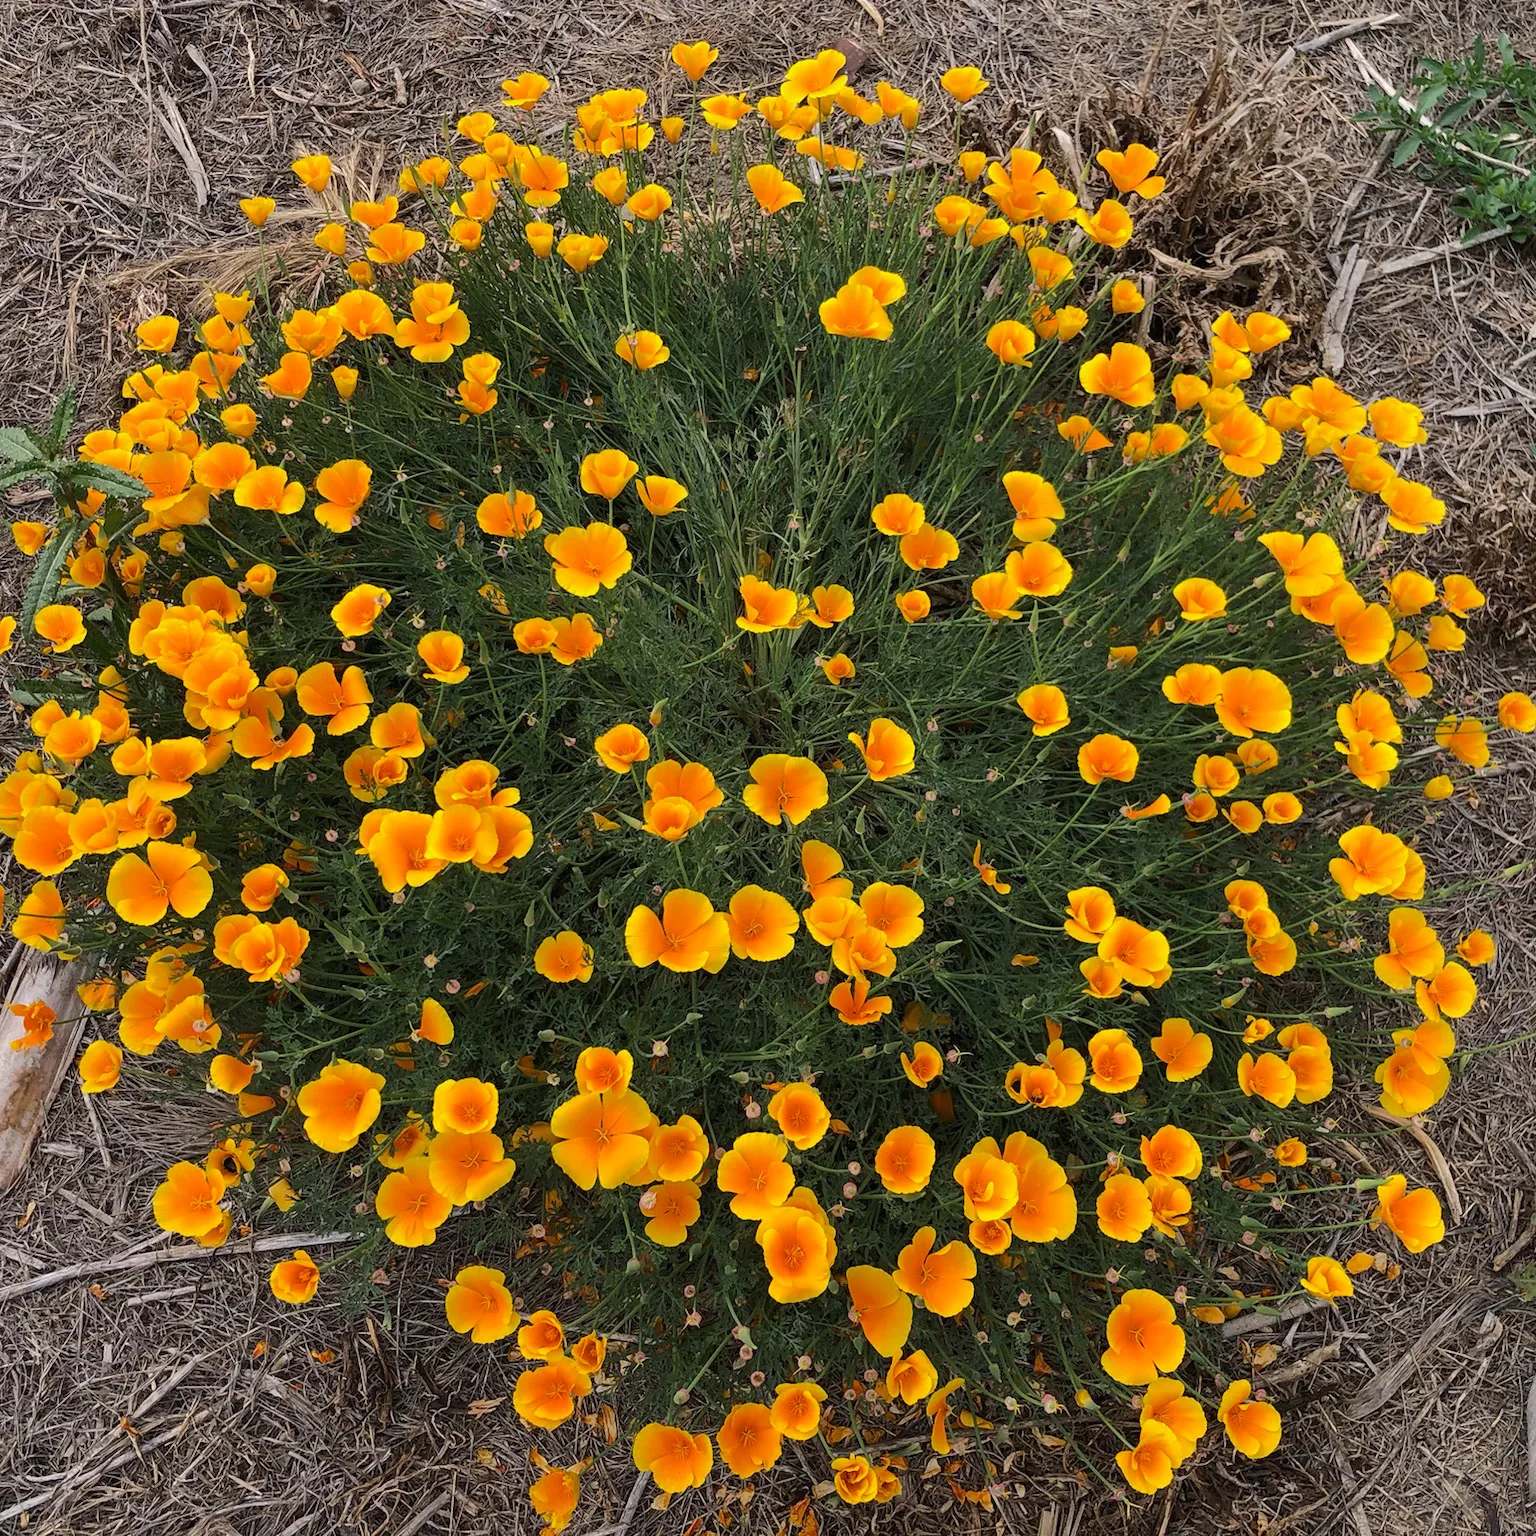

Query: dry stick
[1527,1375,1536,1505]
[1222,1295,1330,1338]
[1374,224,1512,276]
[1288,12,1407,62]
[1494,1221,1536,1272]
[1146,244,1292,282]
[0,1407,213,1522]
[1361,1104,1465,1224]
[583,1470,652,1536]
[1330,132,1401,252]
[1263,1338,1342,1387]
[1341,1295,1474,1419]
[1321,241,1367,374]
[0,1229,360,1304]
[395,1489,454,1536]
[154,88,211,208]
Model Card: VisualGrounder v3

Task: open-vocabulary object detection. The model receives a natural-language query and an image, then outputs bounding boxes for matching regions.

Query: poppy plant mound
[0,40,1519,1518]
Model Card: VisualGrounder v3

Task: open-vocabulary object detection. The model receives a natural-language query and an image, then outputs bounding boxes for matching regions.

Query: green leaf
[46,387,78,456]
[0,425,43,464]
[17,513,82,634]
[1415,82,1448,116]
[61,464,148,501]
[0,462,48,493]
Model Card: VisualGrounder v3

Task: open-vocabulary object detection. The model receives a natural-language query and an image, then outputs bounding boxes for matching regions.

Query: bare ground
[2,1,1535,1532]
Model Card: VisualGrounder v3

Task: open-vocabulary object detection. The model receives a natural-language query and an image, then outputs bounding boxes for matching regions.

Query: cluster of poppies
[1,36,1523,1525]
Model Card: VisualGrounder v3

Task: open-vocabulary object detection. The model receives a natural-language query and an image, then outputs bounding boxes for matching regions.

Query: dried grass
[1,0,1534,1531]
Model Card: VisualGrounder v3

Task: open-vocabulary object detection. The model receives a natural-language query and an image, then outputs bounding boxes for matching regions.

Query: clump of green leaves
[1361,34,1536,243]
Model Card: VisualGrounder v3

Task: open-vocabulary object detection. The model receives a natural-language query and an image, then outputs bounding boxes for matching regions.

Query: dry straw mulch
[0,1,1533,1532]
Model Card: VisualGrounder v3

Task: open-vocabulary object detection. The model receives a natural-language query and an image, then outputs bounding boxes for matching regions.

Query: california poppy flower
[893,1226,975,1316]
[726,885,800,960]
[1101,1289,1184,1384]
[755,1204,832,1302]
[544,524,631,596]
[716,1131,793,1217]
[639,1180,701,1246]
[716,1402,781,1478]
[746,164,804,213]
[535,930,593,983]
[106,841,212,925]
[849,718,915,780]
[737,574,808,631]
[269,1249,321,1304]
[625,889,729,973]
[874,1124,936,1194]
[743,754,827,825]
[1219,1381,1282,1458]
[819,280,892,341]
[1079,342,1155,406]
[843,1264,912,1356]
[631,1423,712,1493]
[152,1160,227,1237]
[296,1058,385,1151]
[77,1038,123,1093]
[550,1089,652,1189]
[512,1355,592,1430]
[766,1081,829,1149]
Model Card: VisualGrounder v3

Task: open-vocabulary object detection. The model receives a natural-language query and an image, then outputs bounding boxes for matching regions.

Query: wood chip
[0,951,87,1195]
[1340,1296,1474,1419]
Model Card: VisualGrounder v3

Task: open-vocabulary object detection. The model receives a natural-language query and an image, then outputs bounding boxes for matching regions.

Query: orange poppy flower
[716,1131,793,1218]
[296,1058,385,1151]
[549,1089,652,1189]
[825,975,888,1024]
[1219,1381,1282,1458]
[1078,734,1138,785]
[846,1264,914,1356]
[106,841,212,926]
[518,1310,566,1361]
[1079,342,1155,406]
[578,448,638,500]
[513,1356,592,1430]
[269,1250,321,1305]
[330,582,391,637]
[726,885,800,961]
[1096,1172,1153,1241]
[765,1081,830,1150]
[476,489,542,538]
[755,1204,832,1302]
[418,630,470,683]
[427,1130,515,1203]
[770,1381,827,1440]
[893,1226,975,1316]
[743,754,827,826]
[625,889,729,973]
[848,717,915,781]
[1102,1289,1185,1384]
[1372,1173,1445,1252]
[633,1178,696,1246]
[875,1125,936,1193]
[737,574,808,632]
[544,524,632,596]
[642,1116,708,1185]
[819,280,892,341]
[535,930,594,983]
[717,1403,782,1478]
[632,1423,712,1493]
[152,1160,227,1237]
